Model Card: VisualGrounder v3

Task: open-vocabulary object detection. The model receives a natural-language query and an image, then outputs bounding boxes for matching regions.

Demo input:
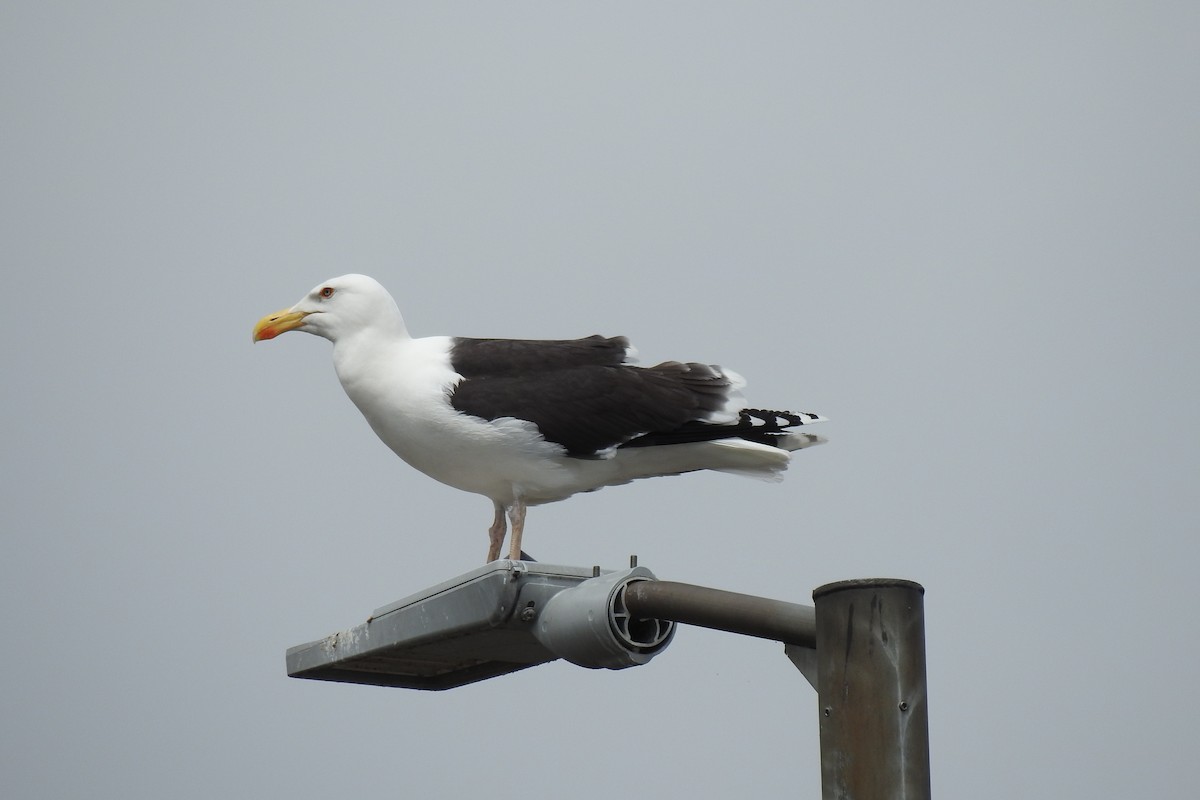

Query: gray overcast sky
[3,3,1198,798]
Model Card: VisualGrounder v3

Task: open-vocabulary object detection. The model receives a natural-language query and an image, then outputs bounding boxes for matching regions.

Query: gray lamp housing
[286,560,674,690]
[534,567,674,668]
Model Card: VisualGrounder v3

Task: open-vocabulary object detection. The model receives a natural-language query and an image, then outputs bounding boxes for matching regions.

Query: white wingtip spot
[779,432,828,451]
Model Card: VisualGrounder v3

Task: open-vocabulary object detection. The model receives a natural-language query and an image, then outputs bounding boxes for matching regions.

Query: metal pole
[813,579,930,800]
[622,580,816,648]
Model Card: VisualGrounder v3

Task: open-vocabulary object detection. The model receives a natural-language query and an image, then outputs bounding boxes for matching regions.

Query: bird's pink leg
[506,498,527,562]
[486,501,506,563]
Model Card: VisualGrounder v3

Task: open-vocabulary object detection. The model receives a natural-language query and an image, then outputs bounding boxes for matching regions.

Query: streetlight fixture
[287,559,930,799]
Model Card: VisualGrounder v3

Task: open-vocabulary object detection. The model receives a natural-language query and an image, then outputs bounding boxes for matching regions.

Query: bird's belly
[362,404,594,504]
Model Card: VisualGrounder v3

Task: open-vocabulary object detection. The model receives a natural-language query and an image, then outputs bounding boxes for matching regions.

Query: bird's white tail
[612,436,825,485]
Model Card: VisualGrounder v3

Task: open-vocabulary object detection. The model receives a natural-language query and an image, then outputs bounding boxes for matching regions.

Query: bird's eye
[319,287,335,299]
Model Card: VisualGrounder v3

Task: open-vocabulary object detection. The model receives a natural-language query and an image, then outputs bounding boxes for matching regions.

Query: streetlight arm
[622,580,817,648]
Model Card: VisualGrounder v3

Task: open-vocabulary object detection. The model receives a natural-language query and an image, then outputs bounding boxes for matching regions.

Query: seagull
[253,274,826,562]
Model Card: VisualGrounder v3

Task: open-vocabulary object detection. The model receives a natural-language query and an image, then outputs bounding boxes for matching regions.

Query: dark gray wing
[448,336,738,457]
[449,335,631,377]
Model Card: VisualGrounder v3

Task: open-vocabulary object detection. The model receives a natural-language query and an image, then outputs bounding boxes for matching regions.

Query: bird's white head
[253,274,407,343]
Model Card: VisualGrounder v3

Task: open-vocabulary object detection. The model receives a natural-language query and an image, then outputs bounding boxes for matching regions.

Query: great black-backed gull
[253,274,826,562]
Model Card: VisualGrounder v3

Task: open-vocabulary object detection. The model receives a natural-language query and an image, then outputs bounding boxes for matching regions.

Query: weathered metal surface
[623,580,817,647]
[287,562,594,689]
[286,562,671,689]
[814,579,930,800]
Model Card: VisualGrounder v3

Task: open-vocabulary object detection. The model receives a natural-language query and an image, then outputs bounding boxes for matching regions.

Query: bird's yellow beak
[253,309,311,342]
